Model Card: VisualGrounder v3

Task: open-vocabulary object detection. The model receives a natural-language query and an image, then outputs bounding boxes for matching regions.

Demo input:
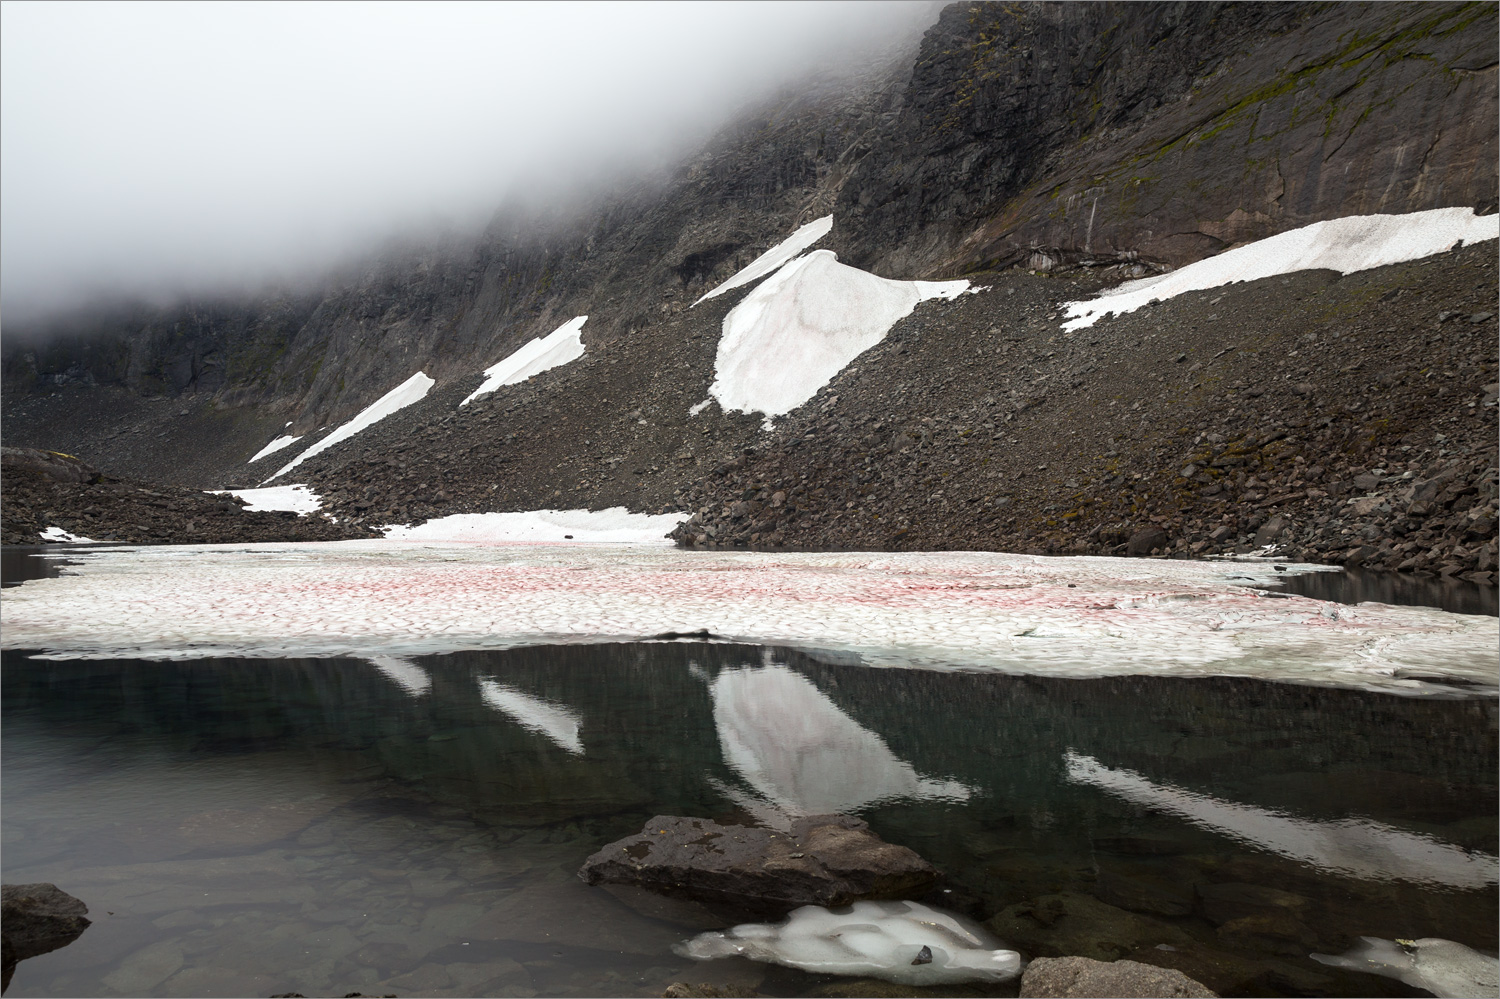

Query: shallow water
[3,640,1496,998]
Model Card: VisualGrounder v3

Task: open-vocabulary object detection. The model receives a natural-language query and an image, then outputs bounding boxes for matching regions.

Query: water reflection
[477,677,585,755]
[1065,751,1499,889]
[708,660,971,823]
[367,655,431,696]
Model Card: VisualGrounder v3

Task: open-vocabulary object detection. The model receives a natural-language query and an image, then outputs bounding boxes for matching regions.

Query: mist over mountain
[0,0,936,323]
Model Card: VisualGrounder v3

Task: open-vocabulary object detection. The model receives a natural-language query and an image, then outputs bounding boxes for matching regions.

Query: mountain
[3,0,1496,580]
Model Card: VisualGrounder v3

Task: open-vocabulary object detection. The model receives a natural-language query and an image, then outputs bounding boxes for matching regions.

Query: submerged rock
[579,814,937,910]
[1,883,91,991]
[1019,956,1217,998]
[1311,936,1499,999]
[676,900,1022,986]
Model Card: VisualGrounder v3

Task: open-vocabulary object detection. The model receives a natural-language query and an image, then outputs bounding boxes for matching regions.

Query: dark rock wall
[833,1,1498,276]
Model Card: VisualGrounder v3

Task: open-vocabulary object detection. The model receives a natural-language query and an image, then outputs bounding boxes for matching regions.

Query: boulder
[0,447,99,485]
[1,883,91,990]
[579,814,937,910]
[1019,956,1217,998]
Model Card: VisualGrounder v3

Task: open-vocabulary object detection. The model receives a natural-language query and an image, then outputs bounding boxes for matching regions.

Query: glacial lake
[1,547,1496,998]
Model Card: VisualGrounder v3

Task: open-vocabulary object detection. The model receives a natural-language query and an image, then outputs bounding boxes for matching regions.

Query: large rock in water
[1019,956,1217,998]
[579,815,938,910]
[2,883,91,991]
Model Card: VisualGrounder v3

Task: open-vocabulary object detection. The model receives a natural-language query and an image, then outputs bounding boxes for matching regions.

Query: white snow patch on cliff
[693,215,833,306]
[382,508,686,544]
[39,526,96,544]
[462,316,588,406]
[219,483,323,515]
[1063,208,1500,331]
[710,250,969,418]
[269,371,435,480]
[247,434,304,464]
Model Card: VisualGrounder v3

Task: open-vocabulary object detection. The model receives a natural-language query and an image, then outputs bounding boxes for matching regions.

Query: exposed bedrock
[578,814,939,913]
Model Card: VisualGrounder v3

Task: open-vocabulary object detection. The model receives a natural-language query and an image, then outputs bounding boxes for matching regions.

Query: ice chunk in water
[1312,936,1499,999]
[675,900,1023,985]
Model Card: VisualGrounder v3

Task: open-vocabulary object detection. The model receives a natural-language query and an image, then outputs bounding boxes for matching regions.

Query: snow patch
[677,901,1021,986]
[688,398,712,417]
[477,678,584,754]
[247,434,304,464]
[218,484,323,515]
[269,371,434,480]
[693,215,833,306]
[710,250,969,418]
[1312,937,1498,999]
[462,316,588,406]
[1063,208,1500,331]
[39,526,95,544]
[381,508,686,544]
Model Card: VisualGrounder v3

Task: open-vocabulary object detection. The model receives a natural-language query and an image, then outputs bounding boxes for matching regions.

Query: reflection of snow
[1063,208,1500,331]
[1064,751,1498,890]
[477,677,583,755]
[368,656,430,697]
[711,663,970,817]
[709,250,968,419]
[1312,936,1499,999]
[677,900,1021,986]
[462,316,587,406]
[270,371,434,480]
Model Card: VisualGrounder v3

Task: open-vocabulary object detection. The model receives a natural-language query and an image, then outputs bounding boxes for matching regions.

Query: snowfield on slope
[269,371,435,480]
[3,544,1494,697]
[382,508,685,543]
[693,215,833,306]
[462,316,588,406]
[1063,207,1500,330]
[247,429,303,464]
[710,250,969,421]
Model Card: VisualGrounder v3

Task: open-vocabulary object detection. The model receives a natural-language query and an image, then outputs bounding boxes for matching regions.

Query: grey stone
[578,814,937,910]
[2,882,91,988]
[1019,956,1217,998]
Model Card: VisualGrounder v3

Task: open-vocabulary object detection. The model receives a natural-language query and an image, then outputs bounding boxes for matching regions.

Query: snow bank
[693,215,833,306]
[1065,752,1496,890]
[382,508,686,544]
[1064,208,1500,331]
[218,483,323,515]
[269,371,434,480]
[247,433,303,464]
[5,545,1494,697]
[39,527,96,544]
[710,250,969,419]
[462,316,588,406]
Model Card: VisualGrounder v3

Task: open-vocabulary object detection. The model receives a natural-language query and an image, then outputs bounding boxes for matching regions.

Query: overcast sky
[1,1,934,324]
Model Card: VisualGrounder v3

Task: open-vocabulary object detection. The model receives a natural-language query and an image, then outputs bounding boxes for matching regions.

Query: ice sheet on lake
[692,215,833,306]
[1312,937,1499,999]
[1065,751,1497,889]
[269,371,434,480]
[247,433,304,464]
[3,544,1495,697]
[677,900,1022,986]
[476,678,584,754]
[217,484,323,515]
[711,663,970,818]
[462,316,587,406]
[382,508,685,543]
[710,249,969,419]
[1063,208,1500,331]
[368,655,431,696]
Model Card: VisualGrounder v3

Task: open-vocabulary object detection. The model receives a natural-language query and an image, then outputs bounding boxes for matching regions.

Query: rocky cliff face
[3,1,1495,578]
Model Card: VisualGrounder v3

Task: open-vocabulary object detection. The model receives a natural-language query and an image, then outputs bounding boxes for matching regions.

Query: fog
[1,1,936,325]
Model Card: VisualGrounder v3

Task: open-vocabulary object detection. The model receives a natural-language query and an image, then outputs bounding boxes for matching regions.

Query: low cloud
[0,1,934,324]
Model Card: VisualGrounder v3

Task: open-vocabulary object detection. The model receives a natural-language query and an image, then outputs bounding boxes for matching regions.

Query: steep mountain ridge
[3,1,1495,579]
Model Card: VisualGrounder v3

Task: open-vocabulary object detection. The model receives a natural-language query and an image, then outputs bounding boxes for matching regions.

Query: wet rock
[579,814,938,910]
[1092,865,1196,917]
[662,984,760,998]
[986,893,1193,962]
[1019,956,1217,998]
[1,883,91,990]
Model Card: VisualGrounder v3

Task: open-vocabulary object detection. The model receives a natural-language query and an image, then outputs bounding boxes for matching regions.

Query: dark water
[1263,564,1499,617]
[3,642,1496,999]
